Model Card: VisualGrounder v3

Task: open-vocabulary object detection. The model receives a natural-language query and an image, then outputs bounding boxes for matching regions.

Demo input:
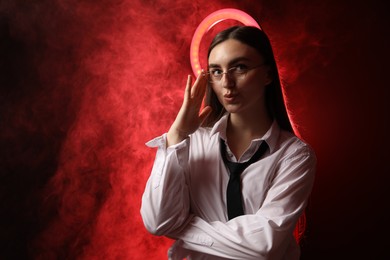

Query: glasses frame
[207,64,265,83]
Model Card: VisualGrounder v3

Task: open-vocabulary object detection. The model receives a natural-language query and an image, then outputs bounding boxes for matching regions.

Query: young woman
[141,26,316,260]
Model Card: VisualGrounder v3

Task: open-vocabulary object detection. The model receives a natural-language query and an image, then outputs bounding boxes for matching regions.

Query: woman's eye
[234,64,248,71]
[210,69,222,76]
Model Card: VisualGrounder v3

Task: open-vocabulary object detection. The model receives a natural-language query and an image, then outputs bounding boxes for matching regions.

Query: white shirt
[141,114,316,260]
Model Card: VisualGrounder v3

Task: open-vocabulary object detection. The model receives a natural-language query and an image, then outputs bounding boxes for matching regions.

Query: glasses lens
[208,66,251,83]
[230,67,248,79]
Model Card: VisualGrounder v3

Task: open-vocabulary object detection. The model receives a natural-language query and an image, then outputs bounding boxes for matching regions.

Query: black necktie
[220,138,268,220]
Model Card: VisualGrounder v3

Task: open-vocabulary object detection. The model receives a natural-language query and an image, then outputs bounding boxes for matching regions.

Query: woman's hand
[167,71,212,147]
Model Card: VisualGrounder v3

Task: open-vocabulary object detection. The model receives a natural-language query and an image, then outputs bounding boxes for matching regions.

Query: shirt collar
[209,113,280,154]
[210,113,229,140]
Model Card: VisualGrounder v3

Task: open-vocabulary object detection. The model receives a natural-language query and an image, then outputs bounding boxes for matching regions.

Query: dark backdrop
[1,0,388,259]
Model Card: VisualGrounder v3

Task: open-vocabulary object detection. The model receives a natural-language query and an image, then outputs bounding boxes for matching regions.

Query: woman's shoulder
[187,127,221,157]
[190,126,215,141]
[277,129,316,158]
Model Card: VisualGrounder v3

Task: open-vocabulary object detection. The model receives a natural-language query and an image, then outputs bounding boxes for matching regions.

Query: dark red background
[0,0,388,259]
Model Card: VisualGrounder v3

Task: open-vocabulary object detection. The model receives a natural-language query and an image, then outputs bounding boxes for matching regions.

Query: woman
[141,26,316,259]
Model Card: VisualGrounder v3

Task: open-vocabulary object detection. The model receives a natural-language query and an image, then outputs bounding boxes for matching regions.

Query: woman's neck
[226,110,272,159]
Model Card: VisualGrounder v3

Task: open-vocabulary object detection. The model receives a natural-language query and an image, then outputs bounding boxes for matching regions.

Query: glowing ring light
[190,9,261,76]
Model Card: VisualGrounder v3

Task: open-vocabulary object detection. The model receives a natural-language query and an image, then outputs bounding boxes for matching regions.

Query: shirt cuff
[146,133,189,152]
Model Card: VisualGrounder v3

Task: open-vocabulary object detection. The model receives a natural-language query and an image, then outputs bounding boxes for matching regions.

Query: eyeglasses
[207,64,265,83]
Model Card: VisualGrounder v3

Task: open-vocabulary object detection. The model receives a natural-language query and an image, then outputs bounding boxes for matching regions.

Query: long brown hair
[202,26,293,133]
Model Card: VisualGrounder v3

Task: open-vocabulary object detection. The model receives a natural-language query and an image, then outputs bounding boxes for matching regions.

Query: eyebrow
[208,57,252,68]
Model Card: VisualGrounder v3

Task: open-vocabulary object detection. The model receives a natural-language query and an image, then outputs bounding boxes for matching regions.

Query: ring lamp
[190,8,261,76]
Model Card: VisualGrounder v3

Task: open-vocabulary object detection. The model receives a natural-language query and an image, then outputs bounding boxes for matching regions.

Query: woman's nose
[220,73,235,88]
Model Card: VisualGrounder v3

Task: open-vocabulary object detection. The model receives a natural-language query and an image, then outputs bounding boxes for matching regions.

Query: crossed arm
[140,135,316,259]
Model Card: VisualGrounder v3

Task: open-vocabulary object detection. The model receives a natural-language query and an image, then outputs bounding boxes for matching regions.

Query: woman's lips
[223,92,238,103]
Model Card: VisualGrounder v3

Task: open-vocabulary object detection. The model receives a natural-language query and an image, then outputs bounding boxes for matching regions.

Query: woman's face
[208,39,271,115]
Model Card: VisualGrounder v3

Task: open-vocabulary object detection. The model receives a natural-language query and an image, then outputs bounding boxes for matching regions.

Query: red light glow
[1,0,349,258]
[190,8,261,76]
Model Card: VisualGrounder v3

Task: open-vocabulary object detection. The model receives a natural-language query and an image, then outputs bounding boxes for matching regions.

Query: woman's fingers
[167,73,208,146]
[190,70,207,99]
[183,75,192,104]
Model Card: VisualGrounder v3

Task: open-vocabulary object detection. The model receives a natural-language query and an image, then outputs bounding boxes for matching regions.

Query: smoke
[0,0,232,258]
[0,0,346,259]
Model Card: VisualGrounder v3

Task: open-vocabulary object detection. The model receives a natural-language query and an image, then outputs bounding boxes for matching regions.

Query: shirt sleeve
[169,146,317,259]
[140,134,194,236]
